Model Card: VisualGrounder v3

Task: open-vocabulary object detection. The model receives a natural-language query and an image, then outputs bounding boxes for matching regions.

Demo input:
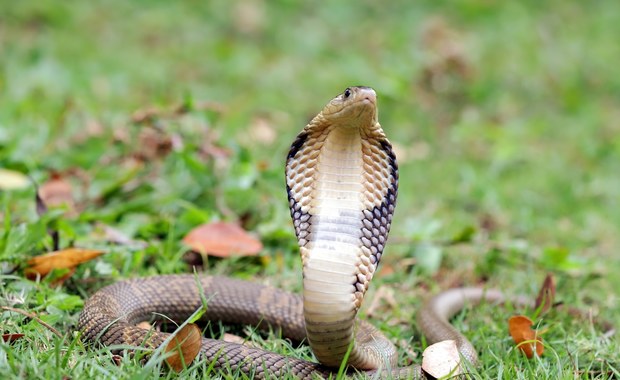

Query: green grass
[1,0,619,379]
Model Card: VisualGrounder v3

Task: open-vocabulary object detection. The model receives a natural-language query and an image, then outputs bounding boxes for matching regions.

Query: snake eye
[343,88,351,99]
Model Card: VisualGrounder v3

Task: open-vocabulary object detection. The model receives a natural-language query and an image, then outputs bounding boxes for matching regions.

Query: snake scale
[79,86,525,378]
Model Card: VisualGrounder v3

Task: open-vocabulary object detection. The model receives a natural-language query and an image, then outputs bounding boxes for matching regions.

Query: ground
[0,1,618,379]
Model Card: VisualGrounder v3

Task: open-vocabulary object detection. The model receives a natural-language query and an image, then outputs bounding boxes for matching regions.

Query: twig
[1,306,63,338]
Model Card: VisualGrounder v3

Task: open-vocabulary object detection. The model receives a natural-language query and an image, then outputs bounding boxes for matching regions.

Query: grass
[1,0,619,378]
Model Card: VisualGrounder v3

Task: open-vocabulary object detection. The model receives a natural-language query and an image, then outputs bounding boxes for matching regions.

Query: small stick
[1,306,63,338]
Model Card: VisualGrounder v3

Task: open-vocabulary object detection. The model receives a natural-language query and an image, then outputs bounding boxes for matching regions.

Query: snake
[79,86,528,378]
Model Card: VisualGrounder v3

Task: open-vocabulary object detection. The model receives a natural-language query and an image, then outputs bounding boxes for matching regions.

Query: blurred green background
[0,0,618,377]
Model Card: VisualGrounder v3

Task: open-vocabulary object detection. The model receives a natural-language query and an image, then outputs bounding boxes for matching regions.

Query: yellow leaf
[25,248,104,280]
[0,169,30,190]
[165,324,202,372]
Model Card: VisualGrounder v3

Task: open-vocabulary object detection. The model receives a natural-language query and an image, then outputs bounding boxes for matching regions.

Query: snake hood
[285,86,399,369]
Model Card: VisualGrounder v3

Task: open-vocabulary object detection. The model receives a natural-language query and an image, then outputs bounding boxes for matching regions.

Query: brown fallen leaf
[377,263,395,277]
[165,324,202,372]
[248,115,277,145]
[2,333,25,343]
[366,285,397,318]
[508,315,544,358]
[111,354,123,366]
[25,248,104,280]
[137,321,154,330]
[222,333,246,345]
[182,222,263,257]
[94,223,147,248]
[70,118,105,144]
[421,340,462,378]
[233,0,265,35]
[48,267,76,287]
[416,17,473,130]
[38,175,75,211]
[200,141,232,160]
[136,127,173,161]
[131,106,160,124]
[535,273,556,315]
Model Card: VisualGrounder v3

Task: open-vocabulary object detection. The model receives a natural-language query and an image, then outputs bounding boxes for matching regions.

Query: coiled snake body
[79,87,519,378]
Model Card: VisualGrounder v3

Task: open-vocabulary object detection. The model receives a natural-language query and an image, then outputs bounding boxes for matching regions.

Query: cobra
[79,86,523,378]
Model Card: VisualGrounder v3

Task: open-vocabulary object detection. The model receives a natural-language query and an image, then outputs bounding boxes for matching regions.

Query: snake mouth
[354,92,377,119]
[322,87,378,125]
[357,87,377,106]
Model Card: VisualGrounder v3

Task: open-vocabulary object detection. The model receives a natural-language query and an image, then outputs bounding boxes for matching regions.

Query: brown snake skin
[79,87,528,379]
[79,275,413,378]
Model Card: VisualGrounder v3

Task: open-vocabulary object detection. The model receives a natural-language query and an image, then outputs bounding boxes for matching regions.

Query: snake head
[321,86,378,128]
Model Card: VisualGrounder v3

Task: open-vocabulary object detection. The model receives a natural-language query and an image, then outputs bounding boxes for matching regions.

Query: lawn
[1,1,618,379]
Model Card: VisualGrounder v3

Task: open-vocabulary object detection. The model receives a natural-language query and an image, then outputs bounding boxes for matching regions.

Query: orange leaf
[377,263,395,277]
[182,222,263,257]
[2,333,25,343]
[49,267,76,287]
[165,324,202,372]
[508,315,544,358]
[25,248,104,280]
[535,273,556,315]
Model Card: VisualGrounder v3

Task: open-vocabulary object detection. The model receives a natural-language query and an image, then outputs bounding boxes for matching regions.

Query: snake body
[79,87,520,378]
[285,86,398,370]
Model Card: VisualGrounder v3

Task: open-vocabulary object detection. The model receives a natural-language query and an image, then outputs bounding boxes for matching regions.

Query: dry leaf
[377,263,395,277]
[165,324,202,372]
[183,222,263,257]
[416,17,472,130]
[222,333,262,349]
[222,333,246,345]
[233,0,265,35]
[0,168,30,190]
[111,354,123,366]
[193,100,226,114]
[249,116,276,145]
[96,223,147,248]
[25,248,104,280]
[137,321,153,330]
[131,106,160,124]
[38,176,75,211]
[70,119,105,144]
[366,286,397,317]
[2,333,25,343]
[101,224,134,245]
[136,127,173,160]
[508,315,544,358]
[535,274,556,315]
[49,267,76,287]
[201,143,232,160]
[421,340,462,378]
[419,16,472,90]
